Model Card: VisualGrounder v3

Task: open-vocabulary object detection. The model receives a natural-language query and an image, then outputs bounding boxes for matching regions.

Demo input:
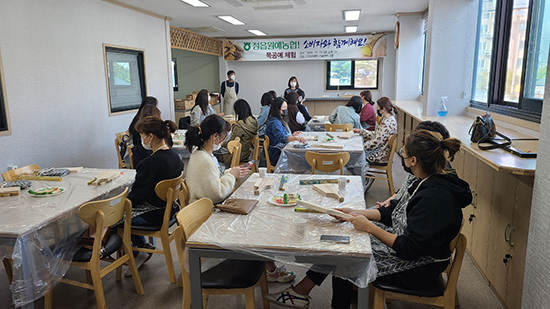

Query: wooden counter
[394,101,536,176]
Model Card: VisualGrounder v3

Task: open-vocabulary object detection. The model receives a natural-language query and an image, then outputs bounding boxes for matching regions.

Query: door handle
[509,227,515,247]
[471,192,478,208]
[504,223,510,243]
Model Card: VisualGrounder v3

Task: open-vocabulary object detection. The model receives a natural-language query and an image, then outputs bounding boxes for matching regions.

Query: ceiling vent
[293,0,306,5]
[186,26,225,33]
[223,0,243,7]
[252,4,293,10]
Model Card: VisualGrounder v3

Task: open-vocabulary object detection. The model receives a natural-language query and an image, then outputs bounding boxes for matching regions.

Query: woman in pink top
[360,90,376,131]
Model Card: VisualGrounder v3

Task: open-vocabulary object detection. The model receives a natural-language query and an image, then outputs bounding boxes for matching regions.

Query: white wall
[395,14,424,101]
[0,0,172,171]
[423,0,478,116]
[223,33,396,115]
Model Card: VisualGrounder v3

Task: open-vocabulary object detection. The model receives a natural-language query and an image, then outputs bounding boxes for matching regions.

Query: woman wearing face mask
[267,130,471,309]
[126,116,183,254]
[284,76,306,103]
[285,91,307,133]
[190,89,217,127]
[218,99,259,166]
[128,96,158,166]
[265,97,307,166]
[359,90,376,131]
[185,114,250,204]
[221,70,239,115]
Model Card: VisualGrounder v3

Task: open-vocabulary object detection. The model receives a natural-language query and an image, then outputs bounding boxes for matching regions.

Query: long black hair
[261,92,273,107]
[269,97,287,123]
[128,96,158,133]
[234,99,254,121]
[346,96,363,114]
[193,89,210,115]
[185,115,230,152]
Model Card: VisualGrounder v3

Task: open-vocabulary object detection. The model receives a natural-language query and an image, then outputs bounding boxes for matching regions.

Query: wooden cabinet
[302,99,348,116]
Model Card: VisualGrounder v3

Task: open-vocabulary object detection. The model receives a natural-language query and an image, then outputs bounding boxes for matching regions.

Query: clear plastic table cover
[0,168,135,307]
[187,173,377,288]
[274,132,368,182]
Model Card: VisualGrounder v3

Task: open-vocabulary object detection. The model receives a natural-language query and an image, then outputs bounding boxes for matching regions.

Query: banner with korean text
[224,34,387,61]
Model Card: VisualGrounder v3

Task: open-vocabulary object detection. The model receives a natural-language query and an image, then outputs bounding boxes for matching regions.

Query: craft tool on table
[279,175,288,191]
[299,179,350,185]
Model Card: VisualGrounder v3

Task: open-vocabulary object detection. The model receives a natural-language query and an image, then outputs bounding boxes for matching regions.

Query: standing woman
[258,92,273,137]
[265,97,306,165]
[328,95,362,129]
[189,89,216,127]
[218,99,259,165]
[285,91,307,133]
[359,90,376,131]
[185,115,249,204]
[353,97,398,163]
[128,96,158,166]
[283,76,306,102]
[221,70,239,115]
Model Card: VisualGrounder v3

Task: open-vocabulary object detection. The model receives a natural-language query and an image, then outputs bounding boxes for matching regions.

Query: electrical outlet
[462,91,467,99]
[7,165,18,171]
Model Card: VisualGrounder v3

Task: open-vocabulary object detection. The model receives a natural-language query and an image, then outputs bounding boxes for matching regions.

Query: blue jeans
[130,215,156,247]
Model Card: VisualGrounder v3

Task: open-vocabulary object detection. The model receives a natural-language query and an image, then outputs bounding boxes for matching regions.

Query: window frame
[325,59,380,91]
[471,0,543,121]
[172,58,179,92]
[103,44,147,116]
[0,48,11,136]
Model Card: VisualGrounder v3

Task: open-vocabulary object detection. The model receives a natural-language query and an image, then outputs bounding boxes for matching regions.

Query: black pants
[306,269,355,309]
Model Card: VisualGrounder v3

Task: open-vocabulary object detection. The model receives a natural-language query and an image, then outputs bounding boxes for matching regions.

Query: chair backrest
[325,123,353,132]
[2,164,41,181]
[155,172,184,230]
[127,145,134,169]
[251,135,260,172]
[263,135,274,172]
[176,198,213,244]
[227,137,242,169]
[386,135,397,167]
[445,233,467,297]
[78,187,130,228]
[305,151,351,175]
[115,131,131,169]
[376,115,382,125]
[179,178,190,208]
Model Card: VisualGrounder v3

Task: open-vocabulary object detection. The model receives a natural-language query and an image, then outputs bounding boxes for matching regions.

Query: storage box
[174,99,186,110]
[185,100,195,109]
[186,94,193,100]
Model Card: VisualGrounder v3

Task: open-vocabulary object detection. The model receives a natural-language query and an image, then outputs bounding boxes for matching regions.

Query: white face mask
[141,135,152,151]
[290,81,297,87]
[208,96,211,102]
[230,75,235,80]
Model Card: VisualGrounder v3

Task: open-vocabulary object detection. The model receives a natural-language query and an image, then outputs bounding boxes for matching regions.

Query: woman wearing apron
[221,70,239,115]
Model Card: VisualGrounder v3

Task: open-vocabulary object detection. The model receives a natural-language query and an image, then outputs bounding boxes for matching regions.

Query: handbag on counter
[215,198,258,215]
[468,113,511,150]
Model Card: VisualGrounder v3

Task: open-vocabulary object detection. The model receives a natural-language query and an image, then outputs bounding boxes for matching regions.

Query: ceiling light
[345,26,358,33]
[218,15,246,25]
[248,30,267,36]
[344,10,361,21]
[181,0,210,8]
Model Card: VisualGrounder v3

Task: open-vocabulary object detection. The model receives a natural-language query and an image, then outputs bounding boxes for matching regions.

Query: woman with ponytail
[359,90,376,131]
[125,116,184,256]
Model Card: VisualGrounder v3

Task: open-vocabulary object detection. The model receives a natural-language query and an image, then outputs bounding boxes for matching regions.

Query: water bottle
[438,96,448,117]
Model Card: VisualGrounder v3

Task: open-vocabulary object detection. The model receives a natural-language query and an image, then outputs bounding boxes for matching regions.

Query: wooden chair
[115,131,134,169]
[120,172,184,284]
[372,233,467,309]
[263,135,275,173]
[305,151,350,175]
[376,115,382,125]
[2,164,40,181]
[227,137,243,187]
[175,198,270,309]
[179,178,190,209]
[44,188,144,309]
[250,135,261,173]
[325,123,353,132]
[366,135,397,195]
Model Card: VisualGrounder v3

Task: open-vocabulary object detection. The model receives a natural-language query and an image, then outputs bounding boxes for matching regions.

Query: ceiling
[120,0,429,38]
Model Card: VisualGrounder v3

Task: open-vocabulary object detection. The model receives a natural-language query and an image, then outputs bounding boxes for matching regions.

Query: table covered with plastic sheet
[274,131,368,182]
[306,116,330,131]
[186,173,377,308]
[0,168,135,307]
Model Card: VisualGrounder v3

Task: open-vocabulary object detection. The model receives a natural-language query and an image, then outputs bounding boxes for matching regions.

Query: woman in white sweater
[185,115,248,204]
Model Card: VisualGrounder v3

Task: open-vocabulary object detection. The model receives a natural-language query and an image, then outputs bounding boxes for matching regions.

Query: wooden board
[338,131,354,139]
[299,179,349,185]
[316,143,344,149]
[18,175,62,181]
[254,178,275,195]
[0,187,20,197]
[296,200,352,219]
[88,171,122,185]
[312,184,344,202]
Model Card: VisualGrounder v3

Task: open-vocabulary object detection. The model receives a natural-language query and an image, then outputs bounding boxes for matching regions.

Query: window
[172,58,179,92]
[421,11,429,94]
[0,49,10,135]
[325,59,379,91]
[471,0,549,117]
[103,45,146,115]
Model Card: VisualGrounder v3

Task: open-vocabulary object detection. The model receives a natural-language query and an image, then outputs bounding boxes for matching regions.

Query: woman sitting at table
[126,116,183,260]
[258,92,273,137]
[128,96,158,166]
[189,89,218,127]
[218,99,259,166]
[359,90,376,131]
[266,130,471,309]
[285,91,307,133]
[353,97,398,163]
[265,97,307,165]
[328,95,362,129]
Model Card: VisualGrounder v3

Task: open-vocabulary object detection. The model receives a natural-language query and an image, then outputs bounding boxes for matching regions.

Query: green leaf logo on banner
[244,42,251,51]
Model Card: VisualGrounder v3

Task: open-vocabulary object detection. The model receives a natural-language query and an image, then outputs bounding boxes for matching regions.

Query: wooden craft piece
[67,167,84,173]
[88,171,122,185]
[296,200,353,219]
[18,175,62,181]
[0,187,20,197]
[338,131,354,139]
[317,143,344,149]
[299,179,350,185]
[254,177,275,195]
[302,135,318,141]
[279,175,288,191]
[312,184,344,202]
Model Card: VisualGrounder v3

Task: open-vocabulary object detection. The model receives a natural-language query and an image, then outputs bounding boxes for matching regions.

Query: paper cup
[338,177,347,190]
[259,167,267,178]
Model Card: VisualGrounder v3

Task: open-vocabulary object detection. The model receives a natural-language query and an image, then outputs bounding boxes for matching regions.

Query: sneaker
[125,251,153,277]
[265,287,311,308]
[267,265,296,283]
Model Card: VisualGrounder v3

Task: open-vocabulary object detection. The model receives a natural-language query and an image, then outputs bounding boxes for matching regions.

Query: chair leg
[244,287,256,309]
[122,242,145,295]
[259,271,270,309]
[44,289,53,309]
[2,258,13,283]
[387,172,395,195]
[86,270,93,285]
[115,249,122,281]
[161,235,177,283]
[202,294,209,309]
[455,288,460,307]
[90,262,107,309]
[182,270,192,309]
[372,287,385,309]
